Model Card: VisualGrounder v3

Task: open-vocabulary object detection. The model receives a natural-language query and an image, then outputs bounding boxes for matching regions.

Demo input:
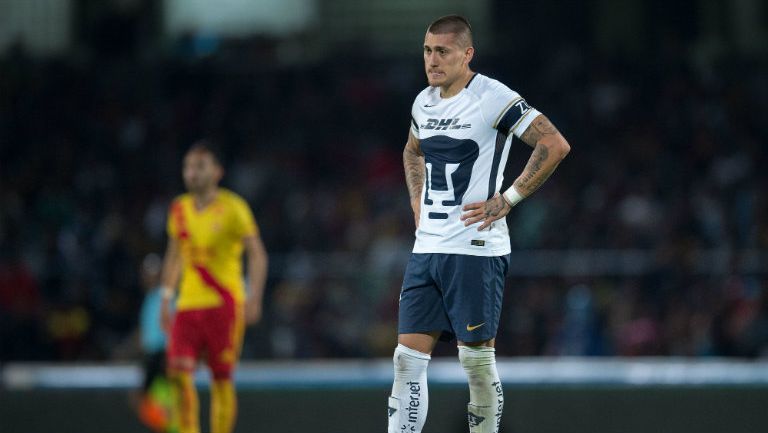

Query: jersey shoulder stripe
[169,194,192,240]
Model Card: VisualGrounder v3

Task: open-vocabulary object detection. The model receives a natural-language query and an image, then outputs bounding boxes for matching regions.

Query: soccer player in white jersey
[387,15,571,433]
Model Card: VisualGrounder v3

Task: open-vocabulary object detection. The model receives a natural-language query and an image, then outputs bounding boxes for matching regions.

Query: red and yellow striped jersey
[167,188,257,311]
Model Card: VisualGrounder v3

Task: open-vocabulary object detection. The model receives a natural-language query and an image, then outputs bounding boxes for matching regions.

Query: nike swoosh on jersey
[424,103,438,107]
[466,322,485,331]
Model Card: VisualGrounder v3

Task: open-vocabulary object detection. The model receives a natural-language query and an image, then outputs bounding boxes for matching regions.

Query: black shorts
[398,253,509,343]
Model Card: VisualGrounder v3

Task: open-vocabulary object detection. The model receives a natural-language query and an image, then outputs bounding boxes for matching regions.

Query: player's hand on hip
[461,193,511,231]
[245,298,262,324]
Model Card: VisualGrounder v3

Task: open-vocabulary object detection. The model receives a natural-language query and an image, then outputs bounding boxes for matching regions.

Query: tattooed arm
[461,114,570,231]
[512,114,570,197]
[404,130,425,228]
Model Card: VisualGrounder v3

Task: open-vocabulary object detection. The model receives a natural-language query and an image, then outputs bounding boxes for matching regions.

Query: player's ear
[464,46,474,65]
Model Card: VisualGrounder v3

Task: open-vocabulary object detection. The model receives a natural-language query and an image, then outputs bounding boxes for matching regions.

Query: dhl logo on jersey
[421,118,472,130]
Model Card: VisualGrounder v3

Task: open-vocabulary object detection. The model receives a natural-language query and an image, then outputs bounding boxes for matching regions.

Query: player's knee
[393,343,431,362]
[167,356,196,375]
[393,343,431,376]
[458,345,496,372]
[458,338,494,348]
[397,332,440,354]
[210,365,233,381]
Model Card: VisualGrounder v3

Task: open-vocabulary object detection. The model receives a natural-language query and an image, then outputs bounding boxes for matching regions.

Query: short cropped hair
[187,140,222,166]
[427,15,473,47]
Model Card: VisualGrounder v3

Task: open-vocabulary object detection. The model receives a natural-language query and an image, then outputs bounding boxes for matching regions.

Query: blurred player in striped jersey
[160,142,268,433]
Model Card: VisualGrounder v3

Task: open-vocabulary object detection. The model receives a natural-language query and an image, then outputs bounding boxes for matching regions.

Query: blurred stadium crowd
[1,12,767,362]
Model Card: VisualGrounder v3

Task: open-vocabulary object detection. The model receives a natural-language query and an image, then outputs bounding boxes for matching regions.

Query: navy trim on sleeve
[486,131,507,200]
[496,98,531,133]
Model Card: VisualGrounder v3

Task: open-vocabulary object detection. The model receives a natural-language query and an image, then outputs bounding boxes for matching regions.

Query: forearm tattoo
[514,115,562,196]
[404,148,425,202]
[514,144,552,196]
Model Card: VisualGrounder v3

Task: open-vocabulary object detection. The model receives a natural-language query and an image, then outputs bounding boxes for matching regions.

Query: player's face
[423,32,472,88]
[183,151,222,193]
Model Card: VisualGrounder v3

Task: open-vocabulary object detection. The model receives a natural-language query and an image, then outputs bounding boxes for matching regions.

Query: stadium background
[1,0,767,432]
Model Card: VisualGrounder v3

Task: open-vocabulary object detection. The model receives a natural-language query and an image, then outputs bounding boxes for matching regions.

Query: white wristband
[502,186,525,207]
[161,286,175,300]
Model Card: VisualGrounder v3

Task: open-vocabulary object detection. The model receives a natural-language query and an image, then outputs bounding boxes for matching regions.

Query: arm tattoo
[514,143,555,196]
[403,146,425,202]
[512,114,565,196]
[520,114,559,147]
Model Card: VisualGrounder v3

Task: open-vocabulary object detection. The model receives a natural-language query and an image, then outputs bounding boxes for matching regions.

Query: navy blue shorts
[398,253,510,343]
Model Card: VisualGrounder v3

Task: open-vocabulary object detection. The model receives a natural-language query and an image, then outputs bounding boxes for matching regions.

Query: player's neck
[440,69,474,99]
[192,187,219,210]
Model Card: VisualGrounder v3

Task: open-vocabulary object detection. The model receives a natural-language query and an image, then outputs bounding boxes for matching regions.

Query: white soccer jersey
[410,73,541,256]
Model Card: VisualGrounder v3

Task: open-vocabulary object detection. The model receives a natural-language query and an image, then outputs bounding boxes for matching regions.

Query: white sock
[388,344,431,433]
[458,346,503,433]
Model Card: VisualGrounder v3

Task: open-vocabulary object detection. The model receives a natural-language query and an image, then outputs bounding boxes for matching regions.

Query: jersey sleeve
[232,197,258,239]
[166,198,182,239]
[480,80,541,139]
[410,100,421,139]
